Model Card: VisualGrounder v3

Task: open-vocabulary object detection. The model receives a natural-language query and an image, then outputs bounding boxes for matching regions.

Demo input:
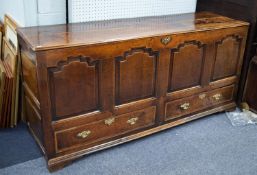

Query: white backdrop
[0,0,197,26]
[0,0,66,26]
[69,0,197,23]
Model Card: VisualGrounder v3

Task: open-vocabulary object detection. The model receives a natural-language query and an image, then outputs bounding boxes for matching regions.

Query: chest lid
[17,12,249,51]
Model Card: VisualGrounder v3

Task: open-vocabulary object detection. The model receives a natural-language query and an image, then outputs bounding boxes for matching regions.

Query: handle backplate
[213,93,222,101]
[104,117,115,126]
[180,102,190,110]
[77,130,91,139]
[127,117,138,125]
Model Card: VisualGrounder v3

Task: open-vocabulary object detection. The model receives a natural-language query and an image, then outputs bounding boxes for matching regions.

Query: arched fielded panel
[212,35,242,81]
[169,41,206,91]
[48,56,100,119]
[115,48,158,105]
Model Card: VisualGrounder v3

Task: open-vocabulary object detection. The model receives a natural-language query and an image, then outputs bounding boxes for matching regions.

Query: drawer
[165,85,235,121]
[55,106,156,152]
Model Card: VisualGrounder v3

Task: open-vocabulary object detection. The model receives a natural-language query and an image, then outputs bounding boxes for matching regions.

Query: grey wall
[0,0,66,26]
[36,0,66,26]
[0,0,26,26]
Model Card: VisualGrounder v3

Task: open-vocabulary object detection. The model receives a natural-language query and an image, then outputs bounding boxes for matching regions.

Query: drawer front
[165,85,235,121]
[55,106,156,152]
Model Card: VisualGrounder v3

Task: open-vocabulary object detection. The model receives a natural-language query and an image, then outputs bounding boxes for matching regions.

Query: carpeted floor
[0,123,42,168]
[0,112,257,175]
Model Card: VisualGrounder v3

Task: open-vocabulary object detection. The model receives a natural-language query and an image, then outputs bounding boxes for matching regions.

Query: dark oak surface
[197,0,257,105]
[17,12,248,51]
[17,12,249,171]
[243,49,257,113]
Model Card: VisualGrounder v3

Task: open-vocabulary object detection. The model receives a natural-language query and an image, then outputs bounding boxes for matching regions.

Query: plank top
[17,12,249,51]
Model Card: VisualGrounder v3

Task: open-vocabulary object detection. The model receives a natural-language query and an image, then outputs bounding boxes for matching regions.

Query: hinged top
[17,12,249,51]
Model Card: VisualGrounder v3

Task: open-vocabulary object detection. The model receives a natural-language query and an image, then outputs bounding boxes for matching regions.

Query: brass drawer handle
[161,36,172,45]
[180,103,190,110]
[104,117,115,126]
[212,93,223,101]
[199,94,206,99]
[77,130,91,139]
[127,117,138,125]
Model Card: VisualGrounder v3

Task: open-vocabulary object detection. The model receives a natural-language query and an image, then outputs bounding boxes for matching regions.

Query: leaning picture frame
[4,15,19,54]
[0,21,3,58]
[1,14,20,127]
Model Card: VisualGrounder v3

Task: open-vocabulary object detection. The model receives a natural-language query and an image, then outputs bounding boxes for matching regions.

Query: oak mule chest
[17,12,248,171]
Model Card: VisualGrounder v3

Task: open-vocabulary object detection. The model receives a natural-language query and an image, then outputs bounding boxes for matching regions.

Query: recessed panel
[169,41,206,91]
[49,56,100,119]
[115,48,158,105]
[21,52,38,99]
[212,35,242,81]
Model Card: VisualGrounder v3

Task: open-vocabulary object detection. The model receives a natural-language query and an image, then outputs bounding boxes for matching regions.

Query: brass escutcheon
[77,130,91,139]
[161,36,172,45]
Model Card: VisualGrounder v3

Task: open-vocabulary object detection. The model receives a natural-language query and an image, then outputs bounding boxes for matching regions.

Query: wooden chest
[17,12,248,171]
